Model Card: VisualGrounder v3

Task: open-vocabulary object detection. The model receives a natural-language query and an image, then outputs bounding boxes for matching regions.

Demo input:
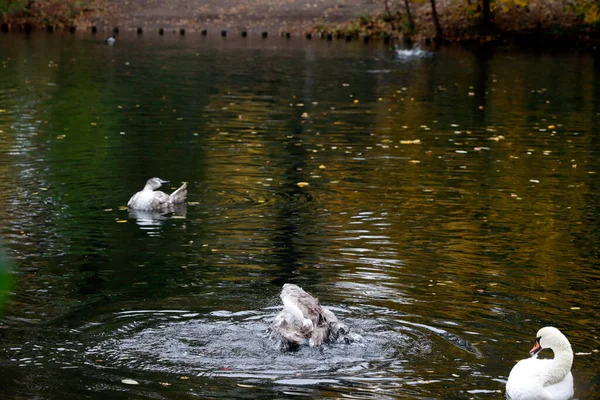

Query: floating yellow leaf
[548,124,556,129]
[297,182,309,188]
[570,307,581,310]
[301,112,308,118]
[90,122,97,126]
[319,165,326,169]
[400,139,421,144]
[116,220,128,223]
[353,99,359,104]
[118,206,128,211]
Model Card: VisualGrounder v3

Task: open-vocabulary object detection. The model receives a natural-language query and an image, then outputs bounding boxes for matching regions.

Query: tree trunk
[430,0,443,39]
[404,0,415,34]
[383,0,396,31]
[481,0,491,35]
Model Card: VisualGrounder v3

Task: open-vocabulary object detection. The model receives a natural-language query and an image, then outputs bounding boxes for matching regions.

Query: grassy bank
[0,0,98,30]
[310,0,600,47]
[1,0,600,48]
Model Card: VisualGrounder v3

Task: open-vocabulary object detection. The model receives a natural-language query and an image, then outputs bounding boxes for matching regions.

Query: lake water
[0,30,599,399]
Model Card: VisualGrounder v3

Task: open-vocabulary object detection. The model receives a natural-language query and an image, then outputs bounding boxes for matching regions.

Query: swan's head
[144,177,170,191]
[530,326,571,356]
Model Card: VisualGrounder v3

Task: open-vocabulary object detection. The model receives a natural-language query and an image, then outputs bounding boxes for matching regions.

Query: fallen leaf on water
[103,208,113,212]
[180,376,190,380]
[237,384,256,388]
[159,382,171,387]
[400,139,421,144]
[297,182,309,188]
[121,379,139,385]
[116,220,128,223]
[118,206,128,211]
[570,307,581,310]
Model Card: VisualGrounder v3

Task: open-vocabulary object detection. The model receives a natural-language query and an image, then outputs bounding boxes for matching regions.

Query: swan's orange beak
[529,337,542,356]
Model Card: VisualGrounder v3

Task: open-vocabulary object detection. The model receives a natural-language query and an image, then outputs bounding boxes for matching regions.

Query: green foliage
[0,249,13,315]
[569,0,600,25]
[1,0,96,24]
[0,0,29,17]
[359,14,373,26]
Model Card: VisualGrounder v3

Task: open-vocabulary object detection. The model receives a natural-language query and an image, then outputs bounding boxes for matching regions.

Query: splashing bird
[270,283,358,349]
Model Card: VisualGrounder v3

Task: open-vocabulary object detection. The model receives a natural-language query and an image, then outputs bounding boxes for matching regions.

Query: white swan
[506,326,574,400]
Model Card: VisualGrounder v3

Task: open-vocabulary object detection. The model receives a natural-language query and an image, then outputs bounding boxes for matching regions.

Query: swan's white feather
[506,327,574,400]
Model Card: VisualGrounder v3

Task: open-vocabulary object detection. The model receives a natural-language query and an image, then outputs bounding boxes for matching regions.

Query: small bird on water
[269,283,359,349]
[127,177,187,211]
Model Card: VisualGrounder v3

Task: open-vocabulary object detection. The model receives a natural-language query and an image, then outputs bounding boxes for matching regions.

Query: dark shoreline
[3,22,600,53]
[2,0,599,52]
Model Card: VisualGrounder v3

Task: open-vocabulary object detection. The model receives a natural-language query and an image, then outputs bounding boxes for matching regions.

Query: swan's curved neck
[545,346,573,386]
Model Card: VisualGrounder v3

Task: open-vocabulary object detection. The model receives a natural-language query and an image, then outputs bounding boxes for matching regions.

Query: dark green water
[0,31,599,399]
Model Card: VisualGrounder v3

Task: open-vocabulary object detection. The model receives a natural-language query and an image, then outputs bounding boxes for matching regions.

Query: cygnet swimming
[127,177,187,211]
[270,283,358,349]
